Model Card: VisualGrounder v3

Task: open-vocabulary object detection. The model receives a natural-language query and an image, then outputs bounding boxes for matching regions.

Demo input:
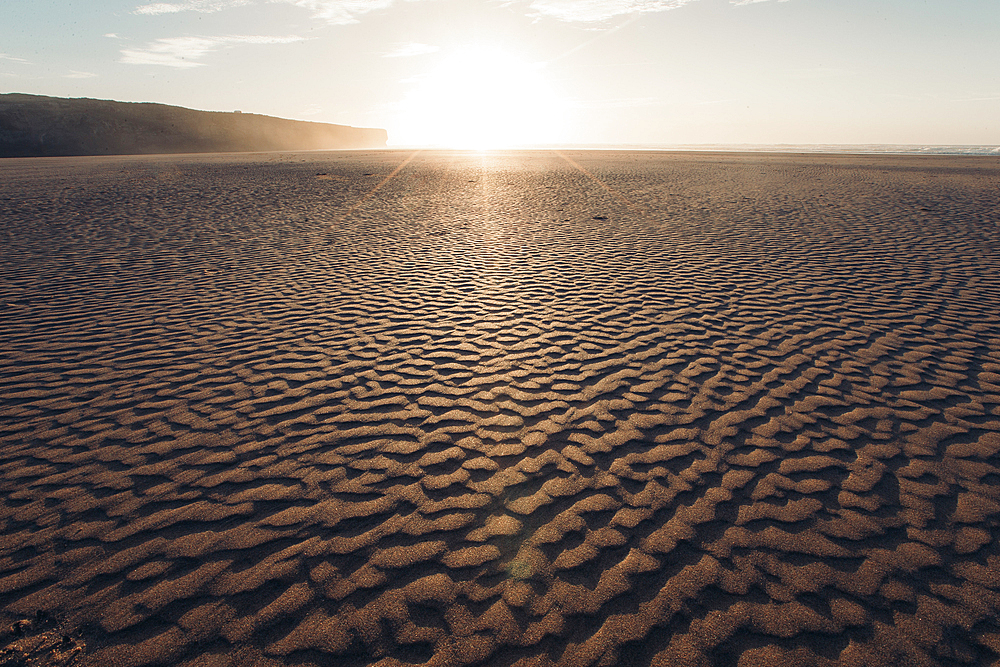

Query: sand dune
[1,150,999,666]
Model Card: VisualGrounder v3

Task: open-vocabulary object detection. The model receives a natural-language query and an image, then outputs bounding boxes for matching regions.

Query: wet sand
[1,149,999,666]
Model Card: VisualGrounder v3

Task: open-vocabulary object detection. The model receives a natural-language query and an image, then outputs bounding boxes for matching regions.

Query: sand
[1,149,999,666]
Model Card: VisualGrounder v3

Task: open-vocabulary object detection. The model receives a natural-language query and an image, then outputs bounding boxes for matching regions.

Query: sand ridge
[1,150,1000,666]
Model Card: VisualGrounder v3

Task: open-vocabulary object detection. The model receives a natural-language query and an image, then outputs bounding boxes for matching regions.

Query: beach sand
[1,149,999,666]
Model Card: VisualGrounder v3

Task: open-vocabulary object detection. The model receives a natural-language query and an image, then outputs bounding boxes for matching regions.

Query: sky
[2,0,999,148]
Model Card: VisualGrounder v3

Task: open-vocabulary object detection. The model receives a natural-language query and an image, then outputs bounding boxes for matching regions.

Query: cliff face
[0,94,388,157]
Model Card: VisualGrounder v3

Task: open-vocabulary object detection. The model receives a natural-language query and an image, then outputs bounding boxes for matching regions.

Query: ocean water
[547,143,1000,155]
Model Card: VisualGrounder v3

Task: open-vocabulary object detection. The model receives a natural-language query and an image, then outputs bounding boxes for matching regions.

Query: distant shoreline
[385,143,1000,156]
[5,145,999,160]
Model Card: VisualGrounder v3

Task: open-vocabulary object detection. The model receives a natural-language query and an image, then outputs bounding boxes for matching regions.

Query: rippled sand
[2,150,1000,666]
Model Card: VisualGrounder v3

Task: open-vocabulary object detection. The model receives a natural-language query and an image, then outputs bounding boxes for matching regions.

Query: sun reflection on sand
[334,150,421,223]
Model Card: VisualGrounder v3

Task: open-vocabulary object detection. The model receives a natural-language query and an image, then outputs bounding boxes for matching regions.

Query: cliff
[0,94,388,157]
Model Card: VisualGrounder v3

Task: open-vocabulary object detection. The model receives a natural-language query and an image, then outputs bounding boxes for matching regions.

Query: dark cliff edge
[0,94,388,157]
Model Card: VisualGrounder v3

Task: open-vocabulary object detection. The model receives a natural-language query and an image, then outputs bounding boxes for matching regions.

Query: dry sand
[1,149,999,666]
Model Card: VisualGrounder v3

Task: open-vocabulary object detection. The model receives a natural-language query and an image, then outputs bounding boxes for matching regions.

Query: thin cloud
[527,0,696,22]
[880,92,1000,103]
[134,0,250,14]
[64,70,99,78]
[383,42,440,58]
[120,34,305,68]
[283,0,395,24]
[546,13,640,64]
[529,0,789,21]
[133,0,397,24]
[128,0,790,27]
[952,94,1000,103]
[0,53,32,65]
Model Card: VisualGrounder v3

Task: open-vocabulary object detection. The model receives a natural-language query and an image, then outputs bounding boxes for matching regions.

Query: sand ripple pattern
[2,151,1000,666]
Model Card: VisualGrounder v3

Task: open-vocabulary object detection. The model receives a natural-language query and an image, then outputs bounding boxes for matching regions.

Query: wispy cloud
[545,13,640,63]
[528,0,790,21]
[383,42,440,58]
[133,0,401,24]
[64,70,99,78]
[882,91,1000,103]
[134,0,250,14]
[526,0,696,22]
[905,92,1000,103]
[283,0,395,24]
[955,95,1000,102]
[120,34,305,68]
[128,0,791,27]
[0,53,32,65]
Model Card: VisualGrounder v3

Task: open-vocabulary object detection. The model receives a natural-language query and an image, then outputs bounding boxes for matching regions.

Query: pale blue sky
[2,0,998,146]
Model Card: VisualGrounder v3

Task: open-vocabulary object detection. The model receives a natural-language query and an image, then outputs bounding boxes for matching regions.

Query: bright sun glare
[396,46,570,149]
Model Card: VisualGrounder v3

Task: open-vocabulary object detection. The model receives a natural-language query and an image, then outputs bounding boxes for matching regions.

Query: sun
[394,45,570,149]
